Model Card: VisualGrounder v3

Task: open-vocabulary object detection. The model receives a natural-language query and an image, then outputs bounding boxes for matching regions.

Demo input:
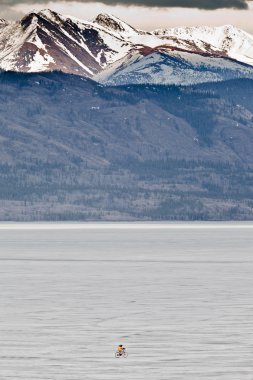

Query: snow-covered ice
[0,223,253,380]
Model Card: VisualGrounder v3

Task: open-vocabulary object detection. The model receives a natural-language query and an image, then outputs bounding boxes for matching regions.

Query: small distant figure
[117,345,125,355]
[115,344,128,358]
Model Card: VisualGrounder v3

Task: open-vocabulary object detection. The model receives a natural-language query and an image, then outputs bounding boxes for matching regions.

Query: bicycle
[115,349,128,358]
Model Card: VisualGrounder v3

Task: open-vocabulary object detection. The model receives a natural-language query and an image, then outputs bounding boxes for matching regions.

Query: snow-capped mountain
[0,10,135,76]
[0,10,252,84]
[96,46,253,86]
[153,25,253,66]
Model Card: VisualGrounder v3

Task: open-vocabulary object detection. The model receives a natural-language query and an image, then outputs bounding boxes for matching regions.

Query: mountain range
[0,71,252,221]
[0,10,253,85]
[0,11,253,220]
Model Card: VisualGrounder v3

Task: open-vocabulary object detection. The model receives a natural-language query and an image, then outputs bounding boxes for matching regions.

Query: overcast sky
[1,0,253,32]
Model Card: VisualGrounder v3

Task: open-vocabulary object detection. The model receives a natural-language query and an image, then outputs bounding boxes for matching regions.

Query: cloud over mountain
[2,0,251,9]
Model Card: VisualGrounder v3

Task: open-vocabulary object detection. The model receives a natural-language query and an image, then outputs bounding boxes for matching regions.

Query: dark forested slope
[0,71,252,220]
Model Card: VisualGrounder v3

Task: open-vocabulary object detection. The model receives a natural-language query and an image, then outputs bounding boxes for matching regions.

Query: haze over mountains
[0,10,253,85]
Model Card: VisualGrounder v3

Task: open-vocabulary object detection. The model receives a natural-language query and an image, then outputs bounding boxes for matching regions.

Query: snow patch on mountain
[28,51,55,72]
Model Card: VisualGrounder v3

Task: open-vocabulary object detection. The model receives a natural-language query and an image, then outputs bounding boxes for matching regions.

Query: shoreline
[0,221,253,230]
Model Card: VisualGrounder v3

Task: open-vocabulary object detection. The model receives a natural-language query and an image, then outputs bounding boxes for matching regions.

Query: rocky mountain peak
[20,9,63,30]
[37,9,63,23]
[93,13,137,34]
[20,12,39,27]
[38,9,58,18]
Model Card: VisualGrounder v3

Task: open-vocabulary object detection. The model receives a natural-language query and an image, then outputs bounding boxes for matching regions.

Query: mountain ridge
[0,70,252,220]
[95,44,253,86]
[0,10,253,85]
[153,24,253,65]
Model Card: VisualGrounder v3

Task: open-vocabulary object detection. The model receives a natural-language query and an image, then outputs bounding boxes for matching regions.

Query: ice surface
[0,223,253,380]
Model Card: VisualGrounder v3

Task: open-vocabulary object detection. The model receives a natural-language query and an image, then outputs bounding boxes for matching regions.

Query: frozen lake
[0,223,253,380]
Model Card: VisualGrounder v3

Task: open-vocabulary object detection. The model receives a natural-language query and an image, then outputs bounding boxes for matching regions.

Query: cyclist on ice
[117,345,125,355]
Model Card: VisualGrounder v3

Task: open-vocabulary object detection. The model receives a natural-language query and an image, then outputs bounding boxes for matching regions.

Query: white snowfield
[0,223,253,380]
